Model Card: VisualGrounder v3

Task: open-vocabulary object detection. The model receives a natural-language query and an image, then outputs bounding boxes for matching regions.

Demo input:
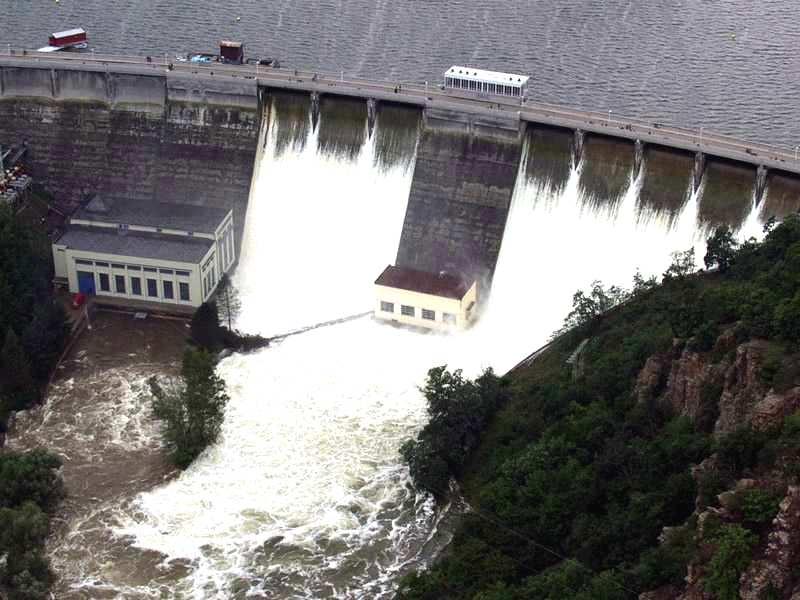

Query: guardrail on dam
[2,52,799,282]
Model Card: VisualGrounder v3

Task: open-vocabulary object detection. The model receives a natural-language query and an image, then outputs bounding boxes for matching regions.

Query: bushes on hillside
[401,367,508,498]
[0,204,68,431]
[398,217,800,599]
[0,449,64,600]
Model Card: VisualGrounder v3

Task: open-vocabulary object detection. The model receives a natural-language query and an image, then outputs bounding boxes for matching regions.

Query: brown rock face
[634,352,671,405]
[740,486,800,599]
[752,387,800,432]
[716,341,771,434]
[657,345,726,428]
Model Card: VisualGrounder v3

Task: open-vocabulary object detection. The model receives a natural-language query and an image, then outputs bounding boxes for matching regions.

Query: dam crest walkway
[1,50,799,176]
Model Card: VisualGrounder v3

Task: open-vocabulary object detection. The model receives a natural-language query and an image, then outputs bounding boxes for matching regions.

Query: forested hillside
[0,202,68,437]
[399,215,800,599]
[0,201,68,599]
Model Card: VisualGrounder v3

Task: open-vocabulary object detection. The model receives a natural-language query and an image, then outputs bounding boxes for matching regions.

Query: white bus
[444,66,529,98]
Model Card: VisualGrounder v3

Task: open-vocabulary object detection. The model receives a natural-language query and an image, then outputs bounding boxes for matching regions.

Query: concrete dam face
[6,65,800,598]
[0,65,261,243]
[3,62,800,287]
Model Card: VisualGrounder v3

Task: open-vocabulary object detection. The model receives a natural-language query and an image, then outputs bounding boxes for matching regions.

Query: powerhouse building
[374,265,477,331]
[52,197,235,309]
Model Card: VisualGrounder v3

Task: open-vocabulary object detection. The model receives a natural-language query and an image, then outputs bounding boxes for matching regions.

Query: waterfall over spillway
[103,114,768,598]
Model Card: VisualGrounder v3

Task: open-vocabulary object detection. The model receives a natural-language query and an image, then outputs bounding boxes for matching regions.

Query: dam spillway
[5,52,800,598]
[3,53,800,272]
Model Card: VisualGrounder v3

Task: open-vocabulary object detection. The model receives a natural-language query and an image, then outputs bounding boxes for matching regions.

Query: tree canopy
[149,348,230,469]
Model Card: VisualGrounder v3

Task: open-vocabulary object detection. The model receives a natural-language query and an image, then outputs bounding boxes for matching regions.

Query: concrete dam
[2,53,800,288]
[8,54,800,598]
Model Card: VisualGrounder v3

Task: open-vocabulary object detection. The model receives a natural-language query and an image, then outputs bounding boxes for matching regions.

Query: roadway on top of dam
[2,50,800,177]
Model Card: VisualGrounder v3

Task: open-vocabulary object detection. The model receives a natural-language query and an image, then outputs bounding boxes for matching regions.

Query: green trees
[190,300,268,353]
[400,367,507,498]
[704,524,757,600]
[0,329,38,416]
[0,450,64,600]
[0,204,68,430]
[215,274,242,330]
[149,348,230,469]
[399,217,800,599]
[553,281,629,337]
[704,225,738,272]
[190,301,225,351]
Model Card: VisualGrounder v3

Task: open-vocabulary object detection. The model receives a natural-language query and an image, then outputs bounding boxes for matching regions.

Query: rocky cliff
[635,328,800,599]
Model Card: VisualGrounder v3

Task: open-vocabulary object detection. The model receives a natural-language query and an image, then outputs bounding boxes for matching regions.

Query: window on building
[159,269,174,275]
[163,280,174,300]
[179,282,190,302]
[380,301,394,313]
[95,261,109,267]
[115,275,126,294]
[131,277,142,296]
[401,305,415,317]
[143,267,157,273]
[99,273,110,292]
[147,278,158,297]
[127,265,141,271]
[112,264,125,270]
[76,259,93,266]
[422,309,435,321]
[443,313,456,325]
[176,270,190,277]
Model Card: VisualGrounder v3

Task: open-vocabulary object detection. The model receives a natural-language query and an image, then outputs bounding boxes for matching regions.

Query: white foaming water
[113,125,746,598]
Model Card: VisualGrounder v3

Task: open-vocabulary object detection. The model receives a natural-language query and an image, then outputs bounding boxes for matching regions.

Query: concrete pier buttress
[0,63,260,247]
[395,108,523,291]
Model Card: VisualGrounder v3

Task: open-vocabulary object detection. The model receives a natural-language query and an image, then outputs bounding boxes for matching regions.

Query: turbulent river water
[10,95,767,597]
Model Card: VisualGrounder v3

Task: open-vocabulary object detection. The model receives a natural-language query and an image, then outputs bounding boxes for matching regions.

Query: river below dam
[6,93,769,597]
[3,1,793,596]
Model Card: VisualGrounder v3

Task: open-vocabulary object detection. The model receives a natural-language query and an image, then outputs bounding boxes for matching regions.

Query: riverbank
[5,311,188,598]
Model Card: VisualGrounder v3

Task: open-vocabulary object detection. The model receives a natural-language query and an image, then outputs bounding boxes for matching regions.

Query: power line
[418,479,640,598]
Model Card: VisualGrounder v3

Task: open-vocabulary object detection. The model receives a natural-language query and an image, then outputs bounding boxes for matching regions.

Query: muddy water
[6,312,188,599]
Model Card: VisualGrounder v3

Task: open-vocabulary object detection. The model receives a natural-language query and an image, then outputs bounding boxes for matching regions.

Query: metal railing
[2,47,799,165]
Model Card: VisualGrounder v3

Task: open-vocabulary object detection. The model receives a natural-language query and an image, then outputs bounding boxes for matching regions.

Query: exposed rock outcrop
[740,486,800,599]
[716,341,771,434]
[752,387,800,432]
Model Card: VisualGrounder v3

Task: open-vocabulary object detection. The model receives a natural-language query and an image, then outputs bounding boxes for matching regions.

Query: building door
[77,271,96,295]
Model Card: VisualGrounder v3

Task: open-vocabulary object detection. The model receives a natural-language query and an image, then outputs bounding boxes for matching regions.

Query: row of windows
[380,301,456,325]
[202,253,218,300]
[220,225,235,272]
[92,273,192,302]
[85,270,191,302]
[74,258,190,277]
[444,77,523,97]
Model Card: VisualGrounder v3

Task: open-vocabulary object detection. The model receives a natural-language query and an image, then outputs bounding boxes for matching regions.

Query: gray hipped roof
[57,226,213,264]
[73,198,230,235]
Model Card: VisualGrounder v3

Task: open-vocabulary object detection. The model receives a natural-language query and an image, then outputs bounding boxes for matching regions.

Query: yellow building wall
[374,281,477,331]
